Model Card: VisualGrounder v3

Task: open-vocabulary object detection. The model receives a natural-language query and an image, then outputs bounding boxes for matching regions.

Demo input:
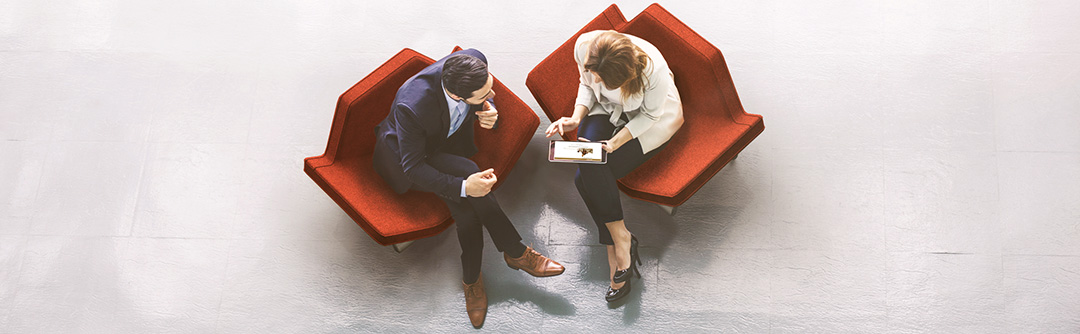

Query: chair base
[659,204,678,216]
[392,240,415,253]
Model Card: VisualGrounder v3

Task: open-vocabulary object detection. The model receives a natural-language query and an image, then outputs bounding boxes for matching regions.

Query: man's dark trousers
[409,137,524,283]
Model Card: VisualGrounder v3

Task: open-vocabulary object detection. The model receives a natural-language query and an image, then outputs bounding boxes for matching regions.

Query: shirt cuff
[460,180,468,198]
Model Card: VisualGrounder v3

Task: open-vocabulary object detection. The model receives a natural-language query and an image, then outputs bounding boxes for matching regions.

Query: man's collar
[443,88,464,111]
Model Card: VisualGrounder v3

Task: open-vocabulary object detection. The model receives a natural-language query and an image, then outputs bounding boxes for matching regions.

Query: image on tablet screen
[552,141,604,162]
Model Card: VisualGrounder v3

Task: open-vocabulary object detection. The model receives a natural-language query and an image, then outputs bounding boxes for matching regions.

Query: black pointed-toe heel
[612,235,641,283]
[605,279,631,303]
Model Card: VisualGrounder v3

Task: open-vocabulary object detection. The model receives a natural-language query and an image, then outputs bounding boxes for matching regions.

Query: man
[372,48,564,328]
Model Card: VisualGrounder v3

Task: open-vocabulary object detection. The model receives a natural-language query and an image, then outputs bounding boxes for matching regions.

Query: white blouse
[573,30,683,154]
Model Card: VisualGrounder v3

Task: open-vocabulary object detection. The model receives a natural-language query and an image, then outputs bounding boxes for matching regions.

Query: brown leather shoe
[463,273,487,328]
[504,246,565,277]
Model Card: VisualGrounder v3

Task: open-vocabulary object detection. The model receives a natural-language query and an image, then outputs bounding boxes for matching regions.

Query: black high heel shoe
[605,278,631,303]
[612,235,640,284]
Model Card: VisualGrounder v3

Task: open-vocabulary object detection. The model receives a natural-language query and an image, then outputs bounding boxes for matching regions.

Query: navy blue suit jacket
[372,49,493,202]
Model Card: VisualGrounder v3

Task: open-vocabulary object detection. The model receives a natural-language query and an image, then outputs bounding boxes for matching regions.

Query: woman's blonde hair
[583,31,651,100]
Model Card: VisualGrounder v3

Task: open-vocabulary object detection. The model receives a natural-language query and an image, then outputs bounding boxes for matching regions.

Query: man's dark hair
[442,54,488,99]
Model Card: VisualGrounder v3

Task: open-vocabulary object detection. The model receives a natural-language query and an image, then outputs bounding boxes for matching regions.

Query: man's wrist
[460,180,468,198]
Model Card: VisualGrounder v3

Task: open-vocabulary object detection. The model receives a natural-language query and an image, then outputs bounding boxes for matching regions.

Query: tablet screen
[548,140,607,164]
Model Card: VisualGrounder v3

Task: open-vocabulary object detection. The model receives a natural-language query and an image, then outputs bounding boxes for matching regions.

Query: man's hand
[476,101,498,129]
[465,168,498,197]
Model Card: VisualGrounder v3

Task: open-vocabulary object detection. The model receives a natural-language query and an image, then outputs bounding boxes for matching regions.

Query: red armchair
[525,3,765,214]
[305,48,540,251]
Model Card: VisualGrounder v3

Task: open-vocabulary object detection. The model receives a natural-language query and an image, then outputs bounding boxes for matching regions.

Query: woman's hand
[578,137,623,153]
[545,116,580,138]
[594,127,632,153]
[599,139,622,153]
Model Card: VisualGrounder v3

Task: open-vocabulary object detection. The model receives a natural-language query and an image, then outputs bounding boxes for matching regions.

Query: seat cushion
[617,117,750,201]
[306,155,453,245]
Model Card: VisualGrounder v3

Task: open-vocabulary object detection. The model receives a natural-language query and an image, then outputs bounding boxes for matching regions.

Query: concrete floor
[2,0,1079,333]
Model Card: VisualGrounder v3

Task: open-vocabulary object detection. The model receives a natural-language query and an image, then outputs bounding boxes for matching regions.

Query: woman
[545,30,683,302]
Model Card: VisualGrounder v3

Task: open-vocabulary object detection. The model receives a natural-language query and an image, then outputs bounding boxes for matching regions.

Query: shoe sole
[506,263,564,277]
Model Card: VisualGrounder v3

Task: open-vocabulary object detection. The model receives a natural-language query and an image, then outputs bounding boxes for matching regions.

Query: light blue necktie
[448,101,466,137]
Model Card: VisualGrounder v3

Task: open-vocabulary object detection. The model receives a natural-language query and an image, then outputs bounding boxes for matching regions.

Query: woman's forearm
[571,104,589,122]
[610,127,633,150]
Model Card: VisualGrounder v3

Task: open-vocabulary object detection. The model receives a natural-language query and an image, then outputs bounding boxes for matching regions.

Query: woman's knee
[578,115,614,141]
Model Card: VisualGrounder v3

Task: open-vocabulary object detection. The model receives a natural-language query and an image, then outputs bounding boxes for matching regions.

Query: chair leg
[392,240,415,253]
[659,204,678,216]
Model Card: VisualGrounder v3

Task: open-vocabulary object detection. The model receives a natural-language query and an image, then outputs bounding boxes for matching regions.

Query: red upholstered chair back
[635,4,746,121]
[621,4,743,137]
[526,4,627,141]
[325,49,435,164]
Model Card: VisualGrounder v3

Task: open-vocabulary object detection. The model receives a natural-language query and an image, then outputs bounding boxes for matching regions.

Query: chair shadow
[622,148,760,263]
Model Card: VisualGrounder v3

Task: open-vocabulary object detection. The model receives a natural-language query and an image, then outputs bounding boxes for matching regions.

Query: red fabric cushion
[525,4,627,141]
[310,157,453,243]
[305,48,539,245]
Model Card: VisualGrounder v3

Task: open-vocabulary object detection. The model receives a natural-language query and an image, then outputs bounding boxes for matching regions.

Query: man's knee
[428,154,480,177]
[456,158,480,176]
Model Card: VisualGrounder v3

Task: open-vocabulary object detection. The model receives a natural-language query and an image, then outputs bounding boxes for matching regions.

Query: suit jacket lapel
[438,88,452,139]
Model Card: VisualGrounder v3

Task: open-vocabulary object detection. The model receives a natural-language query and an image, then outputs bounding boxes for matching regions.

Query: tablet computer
[548,140,607,164]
